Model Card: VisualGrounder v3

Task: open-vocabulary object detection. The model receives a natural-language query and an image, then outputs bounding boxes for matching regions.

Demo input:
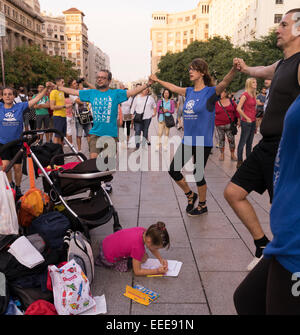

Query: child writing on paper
[95,222,170,276]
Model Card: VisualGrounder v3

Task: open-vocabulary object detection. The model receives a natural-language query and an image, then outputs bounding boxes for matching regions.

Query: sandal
[186,192,198,213]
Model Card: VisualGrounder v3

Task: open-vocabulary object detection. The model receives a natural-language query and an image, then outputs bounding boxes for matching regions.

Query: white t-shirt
[131,95,156,120]
[121,97,133,116]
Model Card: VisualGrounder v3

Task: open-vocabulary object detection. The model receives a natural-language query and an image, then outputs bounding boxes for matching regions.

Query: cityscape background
[0,0,298,88]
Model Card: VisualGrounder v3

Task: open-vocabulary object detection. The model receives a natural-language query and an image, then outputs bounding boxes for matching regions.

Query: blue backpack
[29,212,71,250]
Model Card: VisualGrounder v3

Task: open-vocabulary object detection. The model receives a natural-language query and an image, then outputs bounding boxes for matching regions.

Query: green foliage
[156,31,283,94]
[0,45,80,90]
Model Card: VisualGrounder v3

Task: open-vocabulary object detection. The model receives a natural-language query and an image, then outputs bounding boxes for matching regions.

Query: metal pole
[0,36,5,87]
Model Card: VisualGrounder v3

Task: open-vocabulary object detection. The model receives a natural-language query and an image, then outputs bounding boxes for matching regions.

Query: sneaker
[187,205,208,217]
[186,192,198,213]
[247,256,263,271]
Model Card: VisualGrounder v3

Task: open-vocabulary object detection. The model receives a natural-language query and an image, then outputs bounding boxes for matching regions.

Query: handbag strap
[141,95,149,116]
[219,101,233,123]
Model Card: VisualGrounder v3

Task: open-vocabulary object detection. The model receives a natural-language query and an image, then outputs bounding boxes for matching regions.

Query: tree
[0,45,80,90]
[155,32,283,94]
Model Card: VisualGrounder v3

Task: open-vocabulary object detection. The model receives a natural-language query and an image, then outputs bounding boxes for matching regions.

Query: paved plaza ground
[21,118,272,316]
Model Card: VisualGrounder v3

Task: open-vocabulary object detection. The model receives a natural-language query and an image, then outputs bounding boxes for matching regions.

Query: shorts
[36,114,50,130]
[75,119,92,138]
[89,135,118,155]
[53,116,67,138]
[231,138,280,202]
[66,117,75,137]
[0,143,23,164]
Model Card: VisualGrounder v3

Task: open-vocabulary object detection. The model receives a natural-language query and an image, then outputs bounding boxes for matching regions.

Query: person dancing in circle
[150,58,238,217]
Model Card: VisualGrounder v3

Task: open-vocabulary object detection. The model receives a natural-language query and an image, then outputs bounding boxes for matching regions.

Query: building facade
[63,7,89,78]
[0,0,44,52]
[41,12,66,58]
[150,0,210,74]
[88,41,110,85]
[234,0,300,46]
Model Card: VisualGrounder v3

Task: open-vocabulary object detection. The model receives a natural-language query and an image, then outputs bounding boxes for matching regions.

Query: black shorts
[0,143,23,164]
[231,139,280,202]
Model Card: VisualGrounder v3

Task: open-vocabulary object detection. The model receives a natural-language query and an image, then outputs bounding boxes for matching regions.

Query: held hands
[149,74,158,83]
[233,58,247,73]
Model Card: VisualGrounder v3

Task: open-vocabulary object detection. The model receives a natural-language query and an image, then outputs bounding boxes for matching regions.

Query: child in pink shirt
[96,222,170,276]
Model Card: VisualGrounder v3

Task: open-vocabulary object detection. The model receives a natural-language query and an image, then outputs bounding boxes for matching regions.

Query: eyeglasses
[97,76,108,80]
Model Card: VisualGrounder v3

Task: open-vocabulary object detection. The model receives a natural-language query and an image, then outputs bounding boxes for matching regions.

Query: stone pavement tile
[131,303,210,315]
[138,217,190,247]
[139,199,181,218]
[232,223,273,256]
[133,247,207,304]
[184,212,240,240]
[142,172,173,185]
[192,239,253,272]
[91,266,132,315]
[201,271,248,315]
[110,194,140,209]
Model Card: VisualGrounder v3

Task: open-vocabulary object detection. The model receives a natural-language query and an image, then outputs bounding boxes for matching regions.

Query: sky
[38,0,200,83]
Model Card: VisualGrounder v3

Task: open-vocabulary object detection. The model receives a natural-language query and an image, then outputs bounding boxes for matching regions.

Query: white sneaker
[247,256,263,271]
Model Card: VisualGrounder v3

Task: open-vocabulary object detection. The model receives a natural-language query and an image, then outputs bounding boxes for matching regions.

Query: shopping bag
[48,260,96,315]
[0,171,19,235]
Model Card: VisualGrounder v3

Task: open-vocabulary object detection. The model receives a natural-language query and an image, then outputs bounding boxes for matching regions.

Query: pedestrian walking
[150,57,238,217]
[236,78,257,169]
[155,89,175,152]
[215,90,239,162]
[176,94,185,130]
[131,86,156,150]
[224,8,300,271]
[234,94,300,315]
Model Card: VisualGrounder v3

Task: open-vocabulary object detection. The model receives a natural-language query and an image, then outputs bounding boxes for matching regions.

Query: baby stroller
[0,129,122,239]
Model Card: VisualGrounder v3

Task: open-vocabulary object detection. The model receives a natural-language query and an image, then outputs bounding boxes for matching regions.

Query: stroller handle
[22,128,65,139]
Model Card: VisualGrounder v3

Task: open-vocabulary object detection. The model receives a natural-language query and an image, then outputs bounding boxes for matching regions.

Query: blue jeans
[134,118,152,148]
[237,121,256,162]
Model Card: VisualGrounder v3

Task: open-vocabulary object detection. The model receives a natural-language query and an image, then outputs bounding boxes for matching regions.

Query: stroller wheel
[113,210,122,233]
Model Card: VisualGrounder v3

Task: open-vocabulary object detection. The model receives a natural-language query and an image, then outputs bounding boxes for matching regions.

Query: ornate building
[0,0,44,51]
[63,7,89,78]
[41,12,66,58]
[150,0,210,74]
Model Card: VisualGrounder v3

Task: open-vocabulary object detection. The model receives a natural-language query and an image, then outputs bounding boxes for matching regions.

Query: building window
[275,0,283,4]
[60,35,64,41]
[274,14,283,23]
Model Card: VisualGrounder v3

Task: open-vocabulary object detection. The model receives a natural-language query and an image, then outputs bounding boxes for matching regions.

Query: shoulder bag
[134,95,149,123]
[163,100,175,129]
[219,101,238,136]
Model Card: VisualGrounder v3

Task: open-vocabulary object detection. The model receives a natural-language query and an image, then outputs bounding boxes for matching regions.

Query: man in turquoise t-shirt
[56,70,153,159]
[33,84,50,143]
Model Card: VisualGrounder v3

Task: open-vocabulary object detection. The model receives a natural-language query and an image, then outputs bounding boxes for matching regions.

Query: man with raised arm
[54,70,153,160]
[224,8,300,271]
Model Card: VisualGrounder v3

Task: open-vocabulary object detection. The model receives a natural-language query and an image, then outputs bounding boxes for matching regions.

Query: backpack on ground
[0,272,9,315]
[28,212,71,250]
[65,231,94,284]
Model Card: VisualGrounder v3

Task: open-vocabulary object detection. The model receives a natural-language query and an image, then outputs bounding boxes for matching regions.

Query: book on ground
[141,259,183,277]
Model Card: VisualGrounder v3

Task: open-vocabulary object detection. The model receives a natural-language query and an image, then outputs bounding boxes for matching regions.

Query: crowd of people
[0,7,299,315]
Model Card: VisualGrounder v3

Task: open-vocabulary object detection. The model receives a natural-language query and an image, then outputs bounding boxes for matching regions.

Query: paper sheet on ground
[79,295,107,315]
[141,259,183,277]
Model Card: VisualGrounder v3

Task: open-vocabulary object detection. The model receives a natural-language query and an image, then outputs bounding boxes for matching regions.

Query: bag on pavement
[48,260,96,315]
[0,272,9,315]
[0,166,19,235]
[66,231,94,284]
[29,211,71,250]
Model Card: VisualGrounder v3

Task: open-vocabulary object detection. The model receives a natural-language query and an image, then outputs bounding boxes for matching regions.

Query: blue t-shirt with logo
[0,102,29,144]
[79,89,128,138]
[264,95,300,274]
[183,86,218,147]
